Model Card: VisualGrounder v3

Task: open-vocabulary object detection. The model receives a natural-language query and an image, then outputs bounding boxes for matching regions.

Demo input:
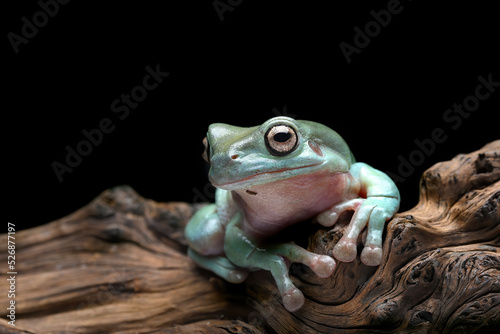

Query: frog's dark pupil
[274,132,291,142]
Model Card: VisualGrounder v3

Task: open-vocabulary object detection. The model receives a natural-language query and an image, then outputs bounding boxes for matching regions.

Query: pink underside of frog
[232,170,362,239]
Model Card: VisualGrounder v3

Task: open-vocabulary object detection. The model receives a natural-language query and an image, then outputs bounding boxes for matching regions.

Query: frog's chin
[212,162,325,191]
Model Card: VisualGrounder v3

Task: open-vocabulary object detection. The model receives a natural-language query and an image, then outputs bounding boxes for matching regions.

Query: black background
[4,1,499,230]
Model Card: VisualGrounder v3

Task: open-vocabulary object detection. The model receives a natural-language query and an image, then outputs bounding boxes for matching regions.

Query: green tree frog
[185,117,400,312]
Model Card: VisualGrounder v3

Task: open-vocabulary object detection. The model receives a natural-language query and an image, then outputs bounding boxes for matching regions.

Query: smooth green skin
[185,117,400,312]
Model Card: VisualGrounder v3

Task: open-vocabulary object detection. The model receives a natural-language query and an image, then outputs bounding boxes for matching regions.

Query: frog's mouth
[213,162,324,190]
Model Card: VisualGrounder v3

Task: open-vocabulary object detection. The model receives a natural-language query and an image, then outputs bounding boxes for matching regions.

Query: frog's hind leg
[185,204,249,283]
[187,248,248,283]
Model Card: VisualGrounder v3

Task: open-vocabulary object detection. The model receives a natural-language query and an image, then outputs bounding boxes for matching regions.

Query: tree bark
[1,141,499,333]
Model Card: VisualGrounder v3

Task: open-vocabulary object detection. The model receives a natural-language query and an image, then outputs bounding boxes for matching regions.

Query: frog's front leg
[318,163,400,266]
[224,214,335,312]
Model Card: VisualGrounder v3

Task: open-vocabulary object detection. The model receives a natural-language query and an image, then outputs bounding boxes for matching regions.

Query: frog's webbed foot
[226,243,307,311]
[267,256,305,312]
[318,197,398,266]
[317,198,364,263]
[254,243,336,312]
[317,198,364,227]
[269,242,336,278]
[358,196,399,266]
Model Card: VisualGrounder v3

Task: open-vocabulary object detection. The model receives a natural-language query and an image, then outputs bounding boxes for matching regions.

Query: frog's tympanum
[185,117,400,311]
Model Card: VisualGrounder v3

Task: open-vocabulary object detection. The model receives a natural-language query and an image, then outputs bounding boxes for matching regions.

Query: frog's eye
[265,124,298,156]
[202,136,210,163]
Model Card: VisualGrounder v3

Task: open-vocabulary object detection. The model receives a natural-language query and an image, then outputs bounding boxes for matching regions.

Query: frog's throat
[213,162,324,190]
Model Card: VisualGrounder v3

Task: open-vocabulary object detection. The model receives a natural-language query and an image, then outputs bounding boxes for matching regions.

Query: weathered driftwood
[1,141,499,333]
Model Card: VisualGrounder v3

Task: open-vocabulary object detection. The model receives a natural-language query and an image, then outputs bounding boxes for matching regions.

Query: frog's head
[202,117,355,190]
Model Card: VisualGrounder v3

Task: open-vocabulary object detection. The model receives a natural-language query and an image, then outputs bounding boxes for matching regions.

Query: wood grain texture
[1,141,499,333]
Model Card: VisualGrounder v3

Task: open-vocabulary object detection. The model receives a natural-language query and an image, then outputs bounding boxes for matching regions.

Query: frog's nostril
[231,154,239,160]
